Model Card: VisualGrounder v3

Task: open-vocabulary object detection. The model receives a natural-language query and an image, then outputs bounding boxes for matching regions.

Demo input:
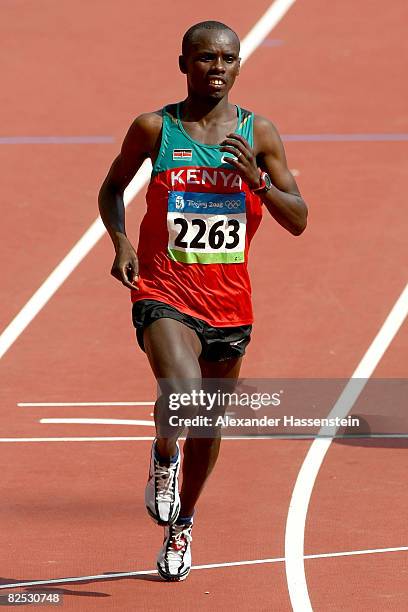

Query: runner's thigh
[143,318,202,380]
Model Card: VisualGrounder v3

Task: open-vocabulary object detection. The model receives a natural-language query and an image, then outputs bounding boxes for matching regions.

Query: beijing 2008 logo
[175,195,185,210]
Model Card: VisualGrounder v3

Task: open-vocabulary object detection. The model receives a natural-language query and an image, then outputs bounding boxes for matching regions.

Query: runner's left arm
[220,116,308,235]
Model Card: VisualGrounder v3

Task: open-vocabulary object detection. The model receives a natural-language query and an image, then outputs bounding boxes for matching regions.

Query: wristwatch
[251,171,272,195]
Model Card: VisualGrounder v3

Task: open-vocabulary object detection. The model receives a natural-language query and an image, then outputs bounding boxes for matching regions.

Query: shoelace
[168,524,193,557]
[155,462,177,503]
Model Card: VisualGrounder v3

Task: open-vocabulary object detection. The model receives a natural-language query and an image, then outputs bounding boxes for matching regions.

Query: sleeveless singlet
[131,103,263,327]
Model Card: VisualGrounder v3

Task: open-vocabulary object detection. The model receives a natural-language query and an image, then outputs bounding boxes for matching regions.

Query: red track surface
[1,0,407,609]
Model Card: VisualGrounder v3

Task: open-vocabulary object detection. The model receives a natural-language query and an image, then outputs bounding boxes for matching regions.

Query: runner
[98,20,308,581]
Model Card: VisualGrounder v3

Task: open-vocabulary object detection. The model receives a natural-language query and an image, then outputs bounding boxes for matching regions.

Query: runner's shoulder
[122,111,163,158]
[253,114,283,155]
[127,110,163,142]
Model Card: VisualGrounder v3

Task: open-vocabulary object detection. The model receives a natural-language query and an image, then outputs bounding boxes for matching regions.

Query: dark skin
[98,28,308,517]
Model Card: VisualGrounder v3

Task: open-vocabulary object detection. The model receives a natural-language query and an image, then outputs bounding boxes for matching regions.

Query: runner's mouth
[208,78,226,88]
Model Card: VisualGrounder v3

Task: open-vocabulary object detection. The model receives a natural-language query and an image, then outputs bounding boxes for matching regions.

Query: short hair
[182,21,240,56]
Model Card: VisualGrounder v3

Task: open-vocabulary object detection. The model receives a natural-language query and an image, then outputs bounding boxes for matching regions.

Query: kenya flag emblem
[173,149,193,160]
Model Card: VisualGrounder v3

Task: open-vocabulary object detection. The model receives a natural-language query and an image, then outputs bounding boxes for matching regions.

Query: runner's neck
[180,97,236,127]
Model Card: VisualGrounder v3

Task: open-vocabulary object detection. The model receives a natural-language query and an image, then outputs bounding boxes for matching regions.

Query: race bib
[167,191,247,264]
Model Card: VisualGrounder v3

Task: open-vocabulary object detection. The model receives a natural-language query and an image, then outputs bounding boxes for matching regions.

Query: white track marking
[305,546,408,560]
[285,283,408,612]
[0,0,297,361]
[18,402,154,407]
[1,545,406,590]
[0,436,329,442]
[240,0,297,63]
[0,161,150,361]
[0,437,156,442]
[40,418,155,426]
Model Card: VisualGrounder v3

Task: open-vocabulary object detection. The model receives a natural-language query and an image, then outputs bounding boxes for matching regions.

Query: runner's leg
[143,317,202,460]
[179,357,243,518]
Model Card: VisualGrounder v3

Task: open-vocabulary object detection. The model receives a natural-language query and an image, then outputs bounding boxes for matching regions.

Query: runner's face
[181,30,240,99]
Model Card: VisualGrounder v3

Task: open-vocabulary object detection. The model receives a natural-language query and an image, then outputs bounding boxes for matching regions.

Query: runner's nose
[211,55,226,72]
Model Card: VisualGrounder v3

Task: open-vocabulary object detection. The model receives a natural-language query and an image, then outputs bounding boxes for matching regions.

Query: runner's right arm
[98,112,162,289]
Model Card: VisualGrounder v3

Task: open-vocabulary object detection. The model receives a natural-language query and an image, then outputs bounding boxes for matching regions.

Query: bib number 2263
[167,191,246,265]
[174,218,240,250]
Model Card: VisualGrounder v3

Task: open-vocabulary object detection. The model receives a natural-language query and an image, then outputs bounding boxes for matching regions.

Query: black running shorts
[132,299,252,362]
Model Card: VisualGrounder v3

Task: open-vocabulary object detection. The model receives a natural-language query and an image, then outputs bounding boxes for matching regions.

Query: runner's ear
[179,55,187,74]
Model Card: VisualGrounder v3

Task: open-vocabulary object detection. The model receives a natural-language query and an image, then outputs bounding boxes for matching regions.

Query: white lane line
[285,283,408,612]
[0,437,156,442]
[0,162,151,361]
[0,0,297,361]
[1,545,406,590]
[0,436,317,442]
[3,432,408,442]
[38,419,408,438]
[305,546,408,560]
[240,0,297,62]
[18,402,155,407]
[40,418,155,426]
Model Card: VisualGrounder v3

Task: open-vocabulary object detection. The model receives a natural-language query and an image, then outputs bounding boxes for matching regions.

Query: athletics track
[1,0,407,609]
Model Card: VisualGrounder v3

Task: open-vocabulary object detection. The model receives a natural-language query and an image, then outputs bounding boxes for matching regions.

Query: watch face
[263,172,272,189]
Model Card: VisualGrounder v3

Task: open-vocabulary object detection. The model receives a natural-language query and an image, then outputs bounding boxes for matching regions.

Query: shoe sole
[156,562,190,582]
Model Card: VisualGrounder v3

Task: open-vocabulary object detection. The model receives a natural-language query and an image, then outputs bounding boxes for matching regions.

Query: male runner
[98,21,307,581]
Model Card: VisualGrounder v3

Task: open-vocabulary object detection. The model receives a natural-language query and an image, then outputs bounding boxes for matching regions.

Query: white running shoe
[157,521,193,581]
[145,440,180,525]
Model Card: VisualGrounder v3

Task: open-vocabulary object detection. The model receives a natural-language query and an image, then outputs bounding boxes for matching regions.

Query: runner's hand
[220,133,261,190]
[110,239,139,290]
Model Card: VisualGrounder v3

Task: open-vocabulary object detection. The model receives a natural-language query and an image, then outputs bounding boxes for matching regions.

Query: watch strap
[251,171,271,194]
